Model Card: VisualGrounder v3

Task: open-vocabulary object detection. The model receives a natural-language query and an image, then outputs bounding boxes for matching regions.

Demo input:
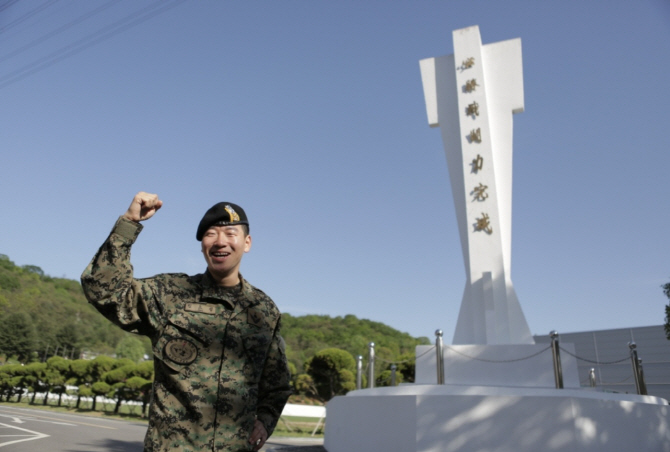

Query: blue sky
[1,0,669,343]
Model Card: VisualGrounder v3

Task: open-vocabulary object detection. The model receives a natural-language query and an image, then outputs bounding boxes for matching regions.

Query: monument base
[324,385,670,452]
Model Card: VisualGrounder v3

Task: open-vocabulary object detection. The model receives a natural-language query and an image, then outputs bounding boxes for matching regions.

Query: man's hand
[249,419,268,451]
[122,192,163,222]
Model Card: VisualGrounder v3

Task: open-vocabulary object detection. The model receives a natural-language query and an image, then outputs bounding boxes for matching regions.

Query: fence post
[368,342,375,389]
[629,341,643,395]
[356,355,363,390]
[638,358,648,395]
[390,364,397,386]
[550,330,564,389]
[435,329,444,385]
[589,368,596,387]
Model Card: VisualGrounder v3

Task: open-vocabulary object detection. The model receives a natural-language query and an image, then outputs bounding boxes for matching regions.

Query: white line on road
[0,409,115,429]
[0,422,49,448]
[0,413,24,422]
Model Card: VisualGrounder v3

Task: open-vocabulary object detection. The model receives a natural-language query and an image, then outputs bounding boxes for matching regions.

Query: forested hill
[0,254,430,371]
[0,254,136,360]
[282,314,430,374]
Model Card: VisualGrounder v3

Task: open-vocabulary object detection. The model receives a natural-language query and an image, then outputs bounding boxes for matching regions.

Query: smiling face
[200,224,252,286]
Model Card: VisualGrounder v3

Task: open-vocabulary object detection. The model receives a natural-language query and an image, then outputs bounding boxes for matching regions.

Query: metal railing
[356,330,649,396]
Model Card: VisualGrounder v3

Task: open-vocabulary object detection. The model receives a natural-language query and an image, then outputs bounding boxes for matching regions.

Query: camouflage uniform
[81,217,292,452]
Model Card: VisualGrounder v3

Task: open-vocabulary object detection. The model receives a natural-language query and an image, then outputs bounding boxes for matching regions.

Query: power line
[0,0,123,64]
[0,0,186,90]
[0,0,60,35]
[0,0,21,14]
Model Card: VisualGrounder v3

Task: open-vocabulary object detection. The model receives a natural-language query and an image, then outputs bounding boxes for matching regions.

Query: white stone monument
[324,26,670,452]
[420,25,531,345]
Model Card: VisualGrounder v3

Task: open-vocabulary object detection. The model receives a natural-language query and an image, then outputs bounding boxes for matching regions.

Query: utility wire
[0,0,186,90]
[0,0,123,64]
[0,0,60,35]
[0,0,21,14]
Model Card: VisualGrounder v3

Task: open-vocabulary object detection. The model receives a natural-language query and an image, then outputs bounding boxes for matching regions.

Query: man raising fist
[82,192,291,452]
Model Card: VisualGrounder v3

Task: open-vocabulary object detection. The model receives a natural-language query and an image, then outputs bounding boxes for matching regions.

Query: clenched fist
[123,192,163,222]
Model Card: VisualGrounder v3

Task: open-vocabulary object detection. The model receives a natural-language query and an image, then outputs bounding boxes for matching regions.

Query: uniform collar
[199,270,259,312]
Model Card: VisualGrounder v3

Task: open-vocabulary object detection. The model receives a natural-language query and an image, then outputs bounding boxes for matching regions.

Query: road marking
[0,410,117,430]
[0,414,25,424]
[0,422,49,448]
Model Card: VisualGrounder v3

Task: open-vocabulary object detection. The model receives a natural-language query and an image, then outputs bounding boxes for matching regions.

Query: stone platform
[325,385,670,452]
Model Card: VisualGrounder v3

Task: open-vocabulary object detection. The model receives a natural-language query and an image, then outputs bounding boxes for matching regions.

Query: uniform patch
[185,302,216,315]
[247,308,265,327]
[164,338,198,365]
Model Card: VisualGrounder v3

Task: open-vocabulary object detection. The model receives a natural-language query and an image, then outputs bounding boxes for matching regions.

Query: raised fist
[123,192,163,222]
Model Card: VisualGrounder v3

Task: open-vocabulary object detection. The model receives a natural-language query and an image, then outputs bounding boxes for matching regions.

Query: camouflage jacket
[81,217,291,452]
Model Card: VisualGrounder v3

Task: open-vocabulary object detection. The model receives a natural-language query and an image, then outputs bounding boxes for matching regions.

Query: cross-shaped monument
[420,25,533,344]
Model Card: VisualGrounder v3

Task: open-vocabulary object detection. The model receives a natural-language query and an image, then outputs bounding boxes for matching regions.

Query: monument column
[420,25,532,344]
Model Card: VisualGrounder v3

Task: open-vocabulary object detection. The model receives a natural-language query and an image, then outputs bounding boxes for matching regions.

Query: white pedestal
[325,385,670,452]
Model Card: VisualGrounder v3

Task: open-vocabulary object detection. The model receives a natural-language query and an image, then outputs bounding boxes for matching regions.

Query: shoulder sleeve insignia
[164,338,198,365]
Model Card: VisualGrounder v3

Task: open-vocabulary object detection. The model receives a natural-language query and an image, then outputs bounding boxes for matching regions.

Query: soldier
[81,192,291,452]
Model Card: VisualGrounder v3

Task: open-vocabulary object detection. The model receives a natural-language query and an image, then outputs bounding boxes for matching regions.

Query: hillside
[0,254,140,360]
[0,254,430,373]
[282,313,429,374]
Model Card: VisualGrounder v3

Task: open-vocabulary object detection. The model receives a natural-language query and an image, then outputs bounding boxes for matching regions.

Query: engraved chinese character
[472,183,489,201]
[462,57,475,69]
[469,128,481,143]
[475,213,492,234]
[465,79,479,92]
[466,101,479,117]
[471,155,483,173]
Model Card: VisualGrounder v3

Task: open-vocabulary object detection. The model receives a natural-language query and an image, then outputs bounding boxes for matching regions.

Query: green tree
[0,364,23,401]
[115,336,145,363]
[68,359,92,408]
[103,364,137,414]
[294,373,318,398]
[55,325,82,359]
[0,312,37,362]
[397,352,416,383]
[23,362,47,404]
[4,365,29,403]
[125,376,151,416]
[45,356,70,406]
[88,356,116,411]
[375,368,404,387]
[21,265,44,277]
[91,381,111,411]
[89,355,116,381]
[135,360,154,380]
[78,385,93,409]
[306,348,356,401]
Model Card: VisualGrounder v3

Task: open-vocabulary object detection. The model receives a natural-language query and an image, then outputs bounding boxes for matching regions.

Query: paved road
[0,406,323,451]
[0,405,146,451]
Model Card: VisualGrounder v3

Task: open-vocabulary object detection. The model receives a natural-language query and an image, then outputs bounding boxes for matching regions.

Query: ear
[244,234,252,253]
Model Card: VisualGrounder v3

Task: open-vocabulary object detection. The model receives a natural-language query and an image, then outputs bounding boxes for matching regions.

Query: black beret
[196,202,249,241]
